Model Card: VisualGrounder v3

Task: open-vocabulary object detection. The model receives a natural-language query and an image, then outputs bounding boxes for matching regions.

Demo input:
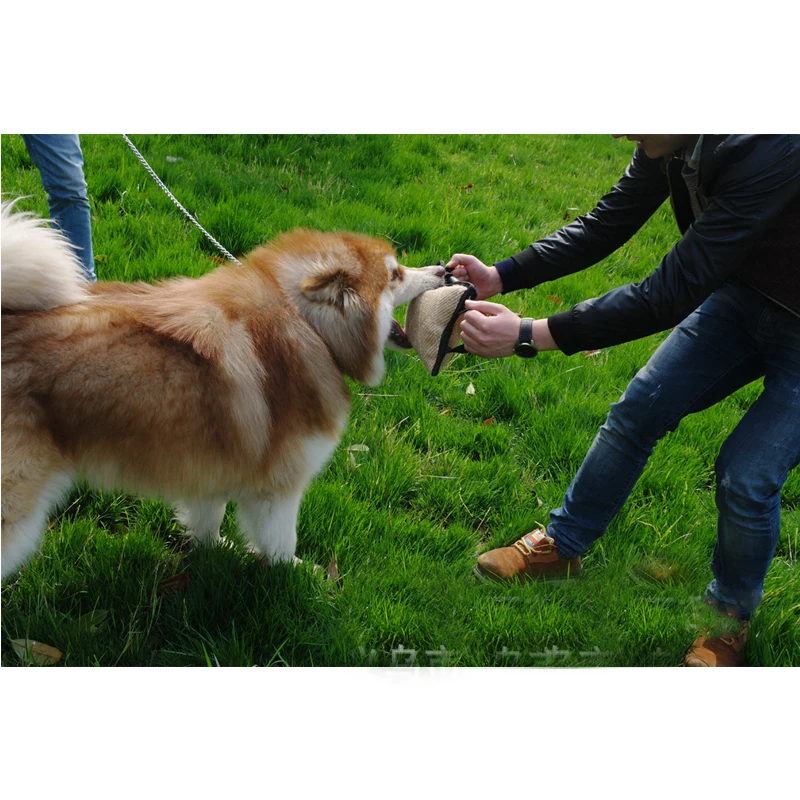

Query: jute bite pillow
[405,275,477,376]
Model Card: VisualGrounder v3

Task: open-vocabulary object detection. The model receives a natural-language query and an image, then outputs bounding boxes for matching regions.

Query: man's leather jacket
[495,135,800,355]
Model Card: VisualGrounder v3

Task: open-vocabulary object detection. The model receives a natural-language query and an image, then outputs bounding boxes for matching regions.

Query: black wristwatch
[513,318,538,358]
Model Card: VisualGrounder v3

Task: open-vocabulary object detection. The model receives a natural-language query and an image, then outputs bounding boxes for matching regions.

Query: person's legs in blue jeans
[22,134,96,281]
[548,280,800,619]
[706,300,800,620]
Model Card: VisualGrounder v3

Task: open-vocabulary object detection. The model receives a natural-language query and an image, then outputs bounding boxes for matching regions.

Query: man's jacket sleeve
[496,146,670,292]
[547,136,800,355]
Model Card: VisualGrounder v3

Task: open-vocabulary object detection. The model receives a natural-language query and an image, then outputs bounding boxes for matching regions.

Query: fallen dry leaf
[327,557,340,581]
[439,408,452,416]
[326,557,343,591]
[11,639,63,666]
[529,489,544,508]
[73,609,109,634]
[546,295,563,305]
[636,561,678,584]
[466,383,476,396]
[157,572,189,595]
[347,444,369,469]
[647,564,677,582]
[482,417,495,426]
[583,349,603,358]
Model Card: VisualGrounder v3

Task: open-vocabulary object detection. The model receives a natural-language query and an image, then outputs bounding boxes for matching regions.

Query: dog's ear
[300,270,356,310]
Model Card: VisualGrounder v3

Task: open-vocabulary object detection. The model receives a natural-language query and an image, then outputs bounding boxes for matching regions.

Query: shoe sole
[473,563,580,583]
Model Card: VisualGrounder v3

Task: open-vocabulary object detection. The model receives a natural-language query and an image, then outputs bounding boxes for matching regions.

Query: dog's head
[252,230,445,385]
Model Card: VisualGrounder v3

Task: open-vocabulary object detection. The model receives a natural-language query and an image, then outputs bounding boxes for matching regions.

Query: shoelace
[513,533,553,556]
[718,624,748,649]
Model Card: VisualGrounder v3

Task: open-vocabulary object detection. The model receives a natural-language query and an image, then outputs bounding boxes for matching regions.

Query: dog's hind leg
[236,492,303,565]
[174,501,227,545]
[2,473,74,578]
[1,423,73,578]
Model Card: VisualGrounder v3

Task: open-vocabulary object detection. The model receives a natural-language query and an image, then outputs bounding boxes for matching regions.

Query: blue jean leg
[706,300,800,619]
[548,281,799,617]
[22,134,96,280]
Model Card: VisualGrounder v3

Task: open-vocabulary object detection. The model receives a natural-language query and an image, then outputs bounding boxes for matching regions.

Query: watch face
[514,342,538,358]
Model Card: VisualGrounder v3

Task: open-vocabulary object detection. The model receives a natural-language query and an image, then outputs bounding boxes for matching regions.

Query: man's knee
[715,439,781,508]
[603,374,677,448]
[40,164,89,203]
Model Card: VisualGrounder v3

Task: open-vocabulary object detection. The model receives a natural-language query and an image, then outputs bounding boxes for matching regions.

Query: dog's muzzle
[389,318,412,349]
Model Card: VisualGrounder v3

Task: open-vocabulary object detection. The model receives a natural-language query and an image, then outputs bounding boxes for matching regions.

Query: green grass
[2,133,798,666]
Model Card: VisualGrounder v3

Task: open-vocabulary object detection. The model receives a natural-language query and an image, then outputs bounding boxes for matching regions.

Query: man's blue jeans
[22,134,96,281]
[548,279,800,620]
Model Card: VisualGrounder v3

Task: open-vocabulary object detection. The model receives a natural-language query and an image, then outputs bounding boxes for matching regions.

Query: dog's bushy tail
[1,200,90,312]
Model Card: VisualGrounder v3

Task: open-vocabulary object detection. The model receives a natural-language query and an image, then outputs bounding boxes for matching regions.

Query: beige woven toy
[404,274,477,376]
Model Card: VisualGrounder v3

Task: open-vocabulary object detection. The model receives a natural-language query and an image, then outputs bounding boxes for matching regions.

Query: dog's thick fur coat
[1,203,444,576]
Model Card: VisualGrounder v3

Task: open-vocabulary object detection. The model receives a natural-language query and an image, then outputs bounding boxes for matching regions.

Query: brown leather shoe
[683,622,749,667]
[475,524,581,582]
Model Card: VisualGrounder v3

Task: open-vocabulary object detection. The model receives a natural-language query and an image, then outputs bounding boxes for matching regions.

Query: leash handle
[121,134,243,266]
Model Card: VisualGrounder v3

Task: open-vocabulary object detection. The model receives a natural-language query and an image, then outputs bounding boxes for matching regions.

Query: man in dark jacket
[449,134,800,667]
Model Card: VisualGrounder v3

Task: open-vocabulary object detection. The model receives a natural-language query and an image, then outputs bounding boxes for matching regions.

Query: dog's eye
[391,268,403,283]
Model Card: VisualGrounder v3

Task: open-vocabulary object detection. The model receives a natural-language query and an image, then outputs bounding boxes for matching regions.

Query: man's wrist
[489,267,504,295]
[513,317,538,358]
[492,259,516,294]
[531,318,558,352]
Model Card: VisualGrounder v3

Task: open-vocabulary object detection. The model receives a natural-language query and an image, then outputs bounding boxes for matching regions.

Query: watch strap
[518,317,533,347]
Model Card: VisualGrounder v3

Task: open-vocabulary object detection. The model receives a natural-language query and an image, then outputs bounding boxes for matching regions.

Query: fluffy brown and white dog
[1,202,445,577]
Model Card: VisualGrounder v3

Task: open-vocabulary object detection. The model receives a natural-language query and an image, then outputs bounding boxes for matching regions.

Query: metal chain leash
[121,134,243,266]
